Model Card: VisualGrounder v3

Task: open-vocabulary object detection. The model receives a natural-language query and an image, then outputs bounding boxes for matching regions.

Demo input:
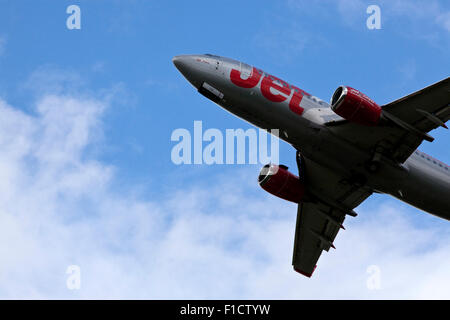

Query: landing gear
[366,145,384,173]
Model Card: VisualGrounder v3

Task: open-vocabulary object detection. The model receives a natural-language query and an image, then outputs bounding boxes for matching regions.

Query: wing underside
[292,153,372,276]
[292,78,449,275]
[325,77,450,163]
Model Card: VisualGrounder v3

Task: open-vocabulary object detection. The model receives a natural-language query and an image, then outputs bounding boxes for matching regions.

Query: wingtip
[294,265,317,278]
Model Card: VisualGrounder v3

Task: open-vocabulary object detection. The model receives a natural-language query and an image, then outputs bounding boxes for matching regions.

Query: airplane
[172,54,450,277]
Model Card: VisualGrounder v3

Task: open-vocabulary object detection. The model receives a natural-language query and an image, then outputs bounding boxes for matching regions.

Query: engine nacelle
[331,86,382,126]
[258,164,305,203]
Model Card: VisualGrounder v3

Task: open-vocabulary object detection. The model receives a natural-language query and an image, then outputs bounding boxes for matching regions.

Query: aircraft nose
[172,55,203,88]
[172,55,188,71]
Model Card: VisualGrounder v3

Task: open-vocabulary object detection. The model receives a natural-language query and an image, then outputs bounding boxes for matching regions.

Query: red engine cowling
[331,86,382,126]
[258,164,305,203]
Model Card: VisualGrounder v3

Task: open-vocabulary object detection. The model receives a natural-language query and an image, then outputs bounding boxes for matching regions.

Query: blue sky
[0,0,448,298]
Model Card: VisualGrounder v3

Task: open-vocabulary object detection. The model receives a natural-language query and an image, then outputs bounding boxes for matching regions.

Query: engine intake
[258,164,305,203]
[331,86,382,126]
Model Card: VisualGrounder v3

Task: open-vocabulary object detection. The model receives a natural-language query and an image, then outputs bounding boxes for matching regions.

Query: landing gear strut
[366,146,383,173]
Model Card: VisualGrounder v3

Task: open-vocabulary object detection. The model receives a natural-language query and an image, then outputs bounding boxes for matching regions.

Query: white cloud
[0,70,448,299]
[23,66,86,97]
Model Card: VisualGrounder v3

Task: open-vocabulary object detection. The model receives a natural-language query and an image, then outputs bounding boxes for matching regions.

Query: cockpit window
[205,54,220,58]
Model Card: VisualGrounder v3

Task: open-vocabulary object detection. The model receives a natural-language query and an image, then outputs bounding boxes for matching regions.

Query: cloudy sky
[0,0,448,299]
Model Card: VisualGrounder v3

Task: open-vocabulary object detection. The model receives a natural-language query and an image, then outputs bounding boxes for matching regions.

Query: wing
[292,78,449,275]
[292,152,372,276]
[326,77,450,163]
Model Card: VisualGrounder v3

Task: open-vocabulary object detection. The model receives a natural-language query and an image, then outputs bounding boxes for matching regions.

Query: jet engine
[331,86,382,126]
[258,164,305,203]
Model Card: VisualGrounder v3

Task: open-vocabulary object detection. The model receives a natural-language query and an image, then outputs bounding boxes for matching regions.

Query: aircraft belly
[398,162,450,220]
